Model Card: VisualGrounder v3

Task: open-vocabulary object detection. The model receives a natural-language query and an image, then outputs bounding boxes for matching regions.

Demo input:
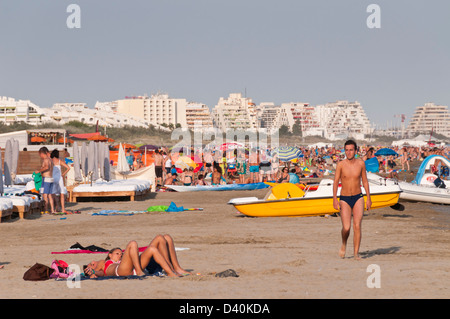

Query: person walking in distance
[333,140,372,260]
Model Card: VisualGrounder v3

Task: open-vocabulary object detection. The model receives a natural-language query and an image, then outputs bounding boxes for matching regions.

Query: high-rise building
[407,102,450,137]
[212,93,258,131]
[315,100,373,140]
[185,102,214,132]
[116,93,188,128]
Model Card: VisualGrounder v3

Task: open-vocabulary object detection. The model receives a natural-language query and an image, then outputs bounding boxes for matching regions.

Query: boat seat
[268,183,305,200]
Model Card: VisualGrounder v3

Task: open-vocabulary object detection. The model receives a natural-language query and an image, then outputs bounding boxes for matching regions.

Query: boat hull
[165,182,269,192]
[229,192,401,217]
[398,182,450,205]
[367,172,450,205]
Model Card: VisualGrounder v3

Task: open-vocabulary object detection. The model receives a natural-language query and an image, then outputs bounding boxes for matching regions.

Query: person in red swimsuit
[84,234,190,278]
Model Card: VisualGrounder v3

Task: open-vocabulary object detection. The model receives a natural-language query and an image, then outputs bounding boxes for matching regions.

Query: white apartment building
[185,102,214,132]
[249,100,373,140]
[0,96,47,125]
[278,102,323,136]
[116,93,188,128]
[42,102,148,128]
[212,93,258,131]
[257,103,282,133]
[315,100,373,140]
[407,102,450,137]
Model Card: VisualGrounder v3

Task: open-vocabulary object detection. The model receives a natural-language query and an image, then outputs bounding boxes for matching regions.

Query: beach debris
[214,269,239,278]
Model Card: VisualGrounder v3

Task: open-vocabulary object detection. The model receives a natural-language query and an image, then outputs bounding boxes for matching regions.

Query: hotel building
[185,102,214,132]
[315,100,373,140]
[406,102,450,137]
[116,93,188,128]
[212,93,258,131]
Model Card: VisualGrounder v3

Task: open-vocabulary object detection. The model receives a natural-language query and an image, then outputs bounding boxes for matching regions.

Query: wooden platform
[12,200,45,219]
[68,187,150,203]
[0,208,13,223]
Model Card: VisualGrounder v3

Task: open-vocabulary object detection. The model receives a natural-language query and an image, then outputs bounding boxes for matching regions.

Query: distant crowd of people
[148,144,449,188]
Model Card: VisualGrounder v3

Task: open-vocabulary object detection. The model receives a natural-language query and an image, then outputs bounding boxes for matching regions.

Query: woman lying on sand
[83,234,190,278]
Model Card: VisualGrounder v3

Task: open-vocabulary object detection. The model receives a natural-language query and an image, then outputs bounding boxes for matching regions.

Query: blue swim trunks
[249,165,259,173]
[41,178,54,194]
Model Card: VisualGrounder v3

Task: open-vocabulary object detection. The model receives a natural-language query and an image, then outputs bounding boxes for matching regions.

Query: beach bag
[23,263,55,281]
[49,259,73,279]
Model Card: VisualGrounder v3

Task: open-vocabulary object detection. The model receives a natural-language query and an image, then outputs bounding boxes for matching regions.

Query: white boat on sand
[367,155,450,205]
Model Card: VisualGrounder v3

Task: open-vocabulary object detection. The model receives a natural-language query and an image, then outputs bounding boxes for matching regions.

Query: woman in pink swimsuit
[84,234,190,278]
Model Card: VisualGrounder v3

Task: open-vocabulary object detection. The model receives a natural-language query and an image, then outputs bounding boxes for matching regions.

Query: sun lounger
[69,179,152,202]
[0,198,14,223]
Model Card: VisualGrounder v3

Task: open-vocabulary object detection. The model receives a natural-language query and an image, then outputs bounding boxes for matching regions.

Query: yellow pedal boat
[228,179,402,217]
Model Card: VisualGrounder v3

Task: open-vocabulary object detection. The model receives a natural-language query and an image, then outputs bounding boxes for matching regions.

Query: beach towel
[32,172,42,191]
[52,245,189,255]
[70,242,109,252]
[91,210,147,216]
[147,202,203,212]
[146,205,170,212]
[166,201,185,212]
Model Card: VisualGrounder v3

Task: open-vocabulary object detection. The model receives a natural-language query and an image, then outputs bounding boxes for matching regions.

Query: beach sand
[1,178,449,300]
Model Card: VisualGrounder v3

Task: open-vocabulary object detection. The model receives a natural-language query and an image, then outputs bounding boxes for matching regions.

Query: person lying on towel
[83,234,190,278]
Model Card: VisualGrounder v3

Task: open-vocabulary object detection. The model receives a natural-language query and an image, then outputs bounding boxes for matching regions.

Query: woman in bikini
[84,234,190,278]
[277,167,290,183]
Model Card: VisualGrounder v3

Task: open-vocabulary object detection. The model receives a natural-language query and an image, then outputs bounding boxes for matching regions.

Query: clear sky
[1,0,449,128]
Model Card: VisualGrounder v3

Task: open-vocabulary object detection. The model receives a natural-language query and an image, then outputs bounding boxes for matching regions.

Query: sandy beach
[1,179,449,299]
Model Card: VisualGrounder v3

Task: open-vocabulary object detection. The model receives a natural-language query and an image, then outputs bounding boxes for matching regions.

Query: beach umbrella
[274,146,303,162]
[139,144,159,151]
[116,143,129,173]
[175,156,197,171]
[113,143,135,149]
[103,143,111,181]
[92,142,99,181]
[11,139,19,179]
[87,141,95,179]
[374,148,398,172]
[220,142,243,152]
[0,146,3,194]
[374,148,398,157]
[73,142,82,182]
[58,137,73,144]
[81,142,88,178]
[97,142,105,180]
[170,145,189,154]
[31,136,46,143]
[88,135,108,142]
[4,139,12,186]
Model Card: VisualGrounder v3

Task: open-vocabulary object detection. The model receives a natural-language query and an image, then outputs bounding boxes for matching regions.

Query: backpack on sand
[23,263,55,281]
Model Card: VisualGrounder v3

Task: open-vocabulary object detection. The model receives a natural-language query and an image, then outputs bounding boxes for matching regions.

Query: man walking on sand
[333,140,372,260]
[35,147,55,214]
